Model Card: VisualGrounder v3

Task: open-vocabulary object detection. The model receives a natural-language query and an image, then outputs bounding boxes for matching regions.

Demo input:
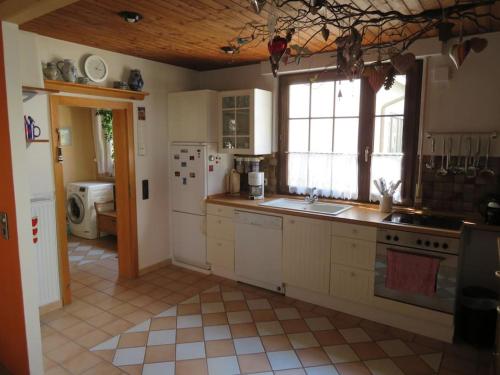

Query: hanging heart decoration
[390,52,416,74]
[336,27,364,80]
[469,37,488,53]
[321,25,330,42]
[449,41,471,69]
[268,36,288,77]
[367,65,391,93]
[250,0,267,14]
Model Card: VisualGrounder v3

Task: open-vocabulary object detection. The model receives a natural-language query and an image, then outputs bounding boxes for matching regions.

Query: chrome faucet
[305,187,318,204]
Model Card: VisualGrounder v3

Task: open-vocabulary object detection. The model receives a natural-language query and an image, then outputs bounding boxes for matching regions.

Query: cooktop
[383,212,463,231]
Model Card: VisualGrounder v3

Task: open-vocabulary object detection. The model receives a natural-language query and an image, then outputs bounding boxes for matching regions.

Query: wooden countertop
[206,194,500,238]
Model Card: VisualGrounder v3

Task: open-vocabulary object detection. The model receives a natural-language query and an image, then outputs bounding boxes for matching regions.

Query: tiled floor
[41,238,493,375]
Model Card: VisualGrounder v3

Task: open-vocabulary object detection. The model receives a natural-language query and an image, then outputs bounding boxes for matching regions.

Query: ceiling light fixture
[118,11,143,24]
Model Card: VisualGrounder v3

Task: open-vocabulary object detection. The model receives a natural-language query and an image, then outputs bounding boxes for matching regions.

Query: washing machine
[67,181,115,239]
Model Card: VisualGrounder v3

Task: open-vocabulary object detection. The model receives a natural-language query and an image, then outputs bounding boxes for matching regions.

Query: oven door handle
[385,247,447,261]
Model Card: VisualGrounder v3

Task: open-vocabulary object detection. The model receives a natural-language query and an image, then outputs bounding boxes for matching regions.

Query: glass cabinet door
[221,94,251,151]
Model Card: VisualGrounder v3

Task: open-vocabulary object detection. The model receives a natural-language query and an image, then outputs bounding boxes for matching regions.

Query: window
[279,63,422,204]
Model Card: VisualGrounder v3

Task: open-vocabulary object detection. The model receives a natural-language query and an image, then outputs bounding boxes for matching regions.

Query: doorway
[49,96,138,305]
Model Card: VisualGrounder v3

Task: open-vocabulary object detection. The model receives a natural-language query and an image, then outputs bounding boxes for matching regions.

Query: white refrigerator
[171,142,230,269]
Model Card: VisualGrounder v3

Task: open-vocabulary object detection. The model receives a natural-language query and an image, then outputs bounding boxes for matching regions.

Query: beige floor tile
[335,362,371,375]
[41,324,56,338]
[46,341,85,364]
[261,334,292,352]
[252,309,278,322]
[48,315,82,332]
[128,294,155,308]
[144,344,176,363]
[76,329,111,349]
[86,311,117,328]
[296,347,330,367]
[392,355,436,375]
[202,312,228,326]
[42,332,71,353]
[230,323,258,338]
[238,352,272,373]
[61,321,96,340]
[351,342,387,360]
[92,349,116,362]
[118,364,143,375]
[177,327,204,343]
[108,303,138,317]
[224,300,248,312]
[45,365,72,375]
[81,361,122,375]
[143,300,171,314]
[314,330,346,346]
[175,358,208,375]
[118,332,148,348]
[178,303,202,315]
[122,309,153,324]
[150,316,177,330]
[100,319,133,335]
[61,350,102,374]
[282,319,310,334]
[205,339,236,358]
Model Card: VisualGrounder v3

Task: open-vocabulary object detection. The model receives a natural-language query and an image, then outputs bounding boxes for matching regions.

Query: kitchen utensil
[56,59,77,83]
[446,137,452,171]
[226,169,241,195]
[379,195,393,213]
[465,137,477,178]
[425,138,435,169]
[480,137,495,176]
[42,62,61,80]
[436,137,448,176]
[453,135,464,174]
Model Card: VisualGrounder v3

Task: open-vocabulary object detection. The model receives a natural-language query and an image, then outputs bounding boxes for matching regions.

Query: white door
[171,144,207,215]
[172,211,207,268]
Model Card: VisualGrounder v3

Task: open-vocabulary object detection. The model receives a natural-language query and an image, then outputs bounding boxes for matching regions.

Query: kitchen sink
[259,198,352,215]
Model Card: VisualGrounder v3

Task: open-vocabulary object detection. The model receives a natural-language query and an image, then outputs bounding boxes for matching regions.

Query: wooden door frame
[49,95,138,305]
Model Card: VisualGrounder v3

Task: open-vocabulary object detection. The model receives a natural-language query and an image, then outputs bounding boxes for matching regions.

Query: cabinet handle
[289,219,295,224]
[351,243,357,248]
[217,220,222,224]
[350,271,356,277]
[217,242,222,247]
[352,229,358,234]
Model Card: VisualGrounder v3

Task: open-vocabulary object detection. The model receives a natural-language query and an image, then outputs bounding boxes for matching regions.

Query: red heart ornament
[469,37,488,53]
[367,66,390,93]
[268,36,288,58]
[390,53,416,74]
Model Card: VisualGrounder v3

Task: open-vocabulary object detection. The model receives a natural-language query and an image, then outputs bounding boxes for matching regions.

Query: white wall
[20,31,200,270]
[2,22,43,374]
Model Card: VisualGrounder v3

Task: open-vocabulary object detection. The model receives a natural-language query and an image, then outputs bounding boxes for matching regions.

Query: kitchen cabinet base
[285,284,454,343]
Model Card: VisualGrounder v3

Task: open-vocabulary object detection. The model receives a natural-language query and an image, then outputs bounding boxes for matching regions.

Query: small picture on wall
[59,128,72,146]
[138,106,146,121]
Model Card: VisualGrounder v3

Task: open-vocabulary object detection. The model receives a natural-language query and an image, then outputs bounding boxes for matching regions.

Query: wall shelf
[26,139,50,147]
[44,80,149,101]
[22,85,60,102]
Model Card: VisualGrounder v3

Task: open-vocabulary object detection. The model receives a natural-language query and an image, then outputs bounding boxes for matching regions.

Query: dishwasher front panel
[234,211,284,293]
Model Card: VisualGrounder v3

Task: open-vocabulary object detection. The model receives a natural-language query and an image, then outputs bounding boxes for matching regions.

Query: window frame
[278,61,423,204]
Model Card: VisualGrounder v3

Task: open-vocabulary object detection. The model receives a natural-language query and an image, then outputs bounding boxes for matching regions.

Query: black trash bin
[458,286,498,348]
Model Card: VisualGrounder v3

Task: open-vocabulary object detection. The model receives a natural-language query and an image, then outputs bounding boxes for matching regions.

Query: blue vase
[128,69,144,91]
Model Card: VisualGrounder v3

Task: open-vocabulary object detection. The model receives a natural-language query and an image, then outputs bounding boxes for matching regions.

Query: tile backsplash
[421,155,500,213]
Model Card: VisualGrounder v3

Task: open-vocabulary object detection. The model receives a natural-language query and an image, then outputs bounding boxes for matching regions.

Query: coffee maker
[248,172,264,200]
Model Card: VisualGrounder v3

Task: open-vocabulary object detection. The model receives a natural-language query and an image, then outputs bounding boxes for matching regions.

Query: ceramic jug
[43,62,60,80]
[57,59,77,83]
[128,69,144,91]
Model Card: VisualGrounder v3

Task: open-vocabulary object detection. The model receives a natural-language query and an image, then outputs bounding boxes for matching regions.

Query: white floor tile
[177,314,202,328]
[222,291,244,301]
[202,302,225,314]
[142,361,175,375]
[88,249,104,256]
[247,299,271,310]
[112,346,146,366]
[305,317,334,331]
[323,344,360,363]
[126,319,151,333]
[377,339,413,357]
[305,365,339,375]
[364,358,405,375]
[267,350,301,370]
[207,355,240,375]
[176,341,206,360]
[90,335,120,351]
[274,307,301,321]
[256,321,284,336]
[233,337,265,355]
[338,327,371,343]
[69,256,84,262]
[156,306,177,318]
[204,325,232,341]
[147,329,176,346]
[420,352,442,371]
[227,311,253,324]
[288,332,320,349]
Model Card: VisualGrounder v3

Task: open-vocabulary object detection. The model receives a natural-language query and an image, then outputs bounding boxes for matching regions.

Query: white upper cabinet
[168,90,218,143]
[218,89,272,155]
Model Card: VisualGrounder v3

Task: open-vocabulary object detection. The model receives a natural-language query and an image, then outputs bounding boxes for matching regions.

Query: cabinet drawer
[207,215,234,241]
[330,264,374,304]
[331,237,376,270]
[207,237,234,271]
[207,204,234,219]
[331,222,376,242]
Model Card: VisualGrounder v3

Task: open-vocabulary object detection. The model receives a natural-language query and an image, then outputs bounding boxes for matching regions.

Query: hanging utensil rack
[425,131,497,139]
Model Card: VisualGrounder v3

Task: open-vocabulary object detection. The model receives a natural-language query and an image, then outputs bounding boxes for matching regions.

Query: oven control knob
[424,240,430,247]
[442,243,449,249]
[433,242,439,248]
[417,239,422,245]
[394,236,399,242]
[386,235,392,241]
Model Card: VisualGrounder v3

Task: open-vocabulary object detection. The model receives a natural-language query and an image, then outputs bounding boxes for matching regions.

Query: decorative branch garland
[225,0,499,84]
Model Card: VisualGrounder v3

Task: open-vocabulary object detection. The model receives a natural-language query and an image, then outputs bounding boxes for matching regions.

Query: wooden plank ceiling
[20,0,500,71]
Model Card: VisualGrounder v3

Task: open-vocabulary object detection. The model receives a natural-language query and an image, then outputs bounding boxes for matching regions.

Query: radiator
[31,197,60,307]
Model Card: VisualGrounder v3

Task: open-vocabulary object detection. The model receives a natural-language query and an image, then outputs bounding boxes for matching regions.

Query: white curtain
[369,153,403,202]
[288,152,358,200]
[92,109,114,177]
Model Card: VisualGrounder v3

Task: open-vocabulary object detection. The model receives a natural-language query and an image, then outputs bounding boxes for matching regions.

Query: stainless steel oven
[375,228,461,314]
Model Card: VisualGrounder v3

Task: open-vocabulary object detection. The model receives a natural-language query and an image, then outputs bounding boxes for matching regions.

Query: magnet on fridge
[181,149,188,153]
[182,177,187,185]
[189,156,195,160]
[175,171,180,177]
[208,165,214,172]
[174,155,180,160]
[189,172,196,178]
[181,162,187,167]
